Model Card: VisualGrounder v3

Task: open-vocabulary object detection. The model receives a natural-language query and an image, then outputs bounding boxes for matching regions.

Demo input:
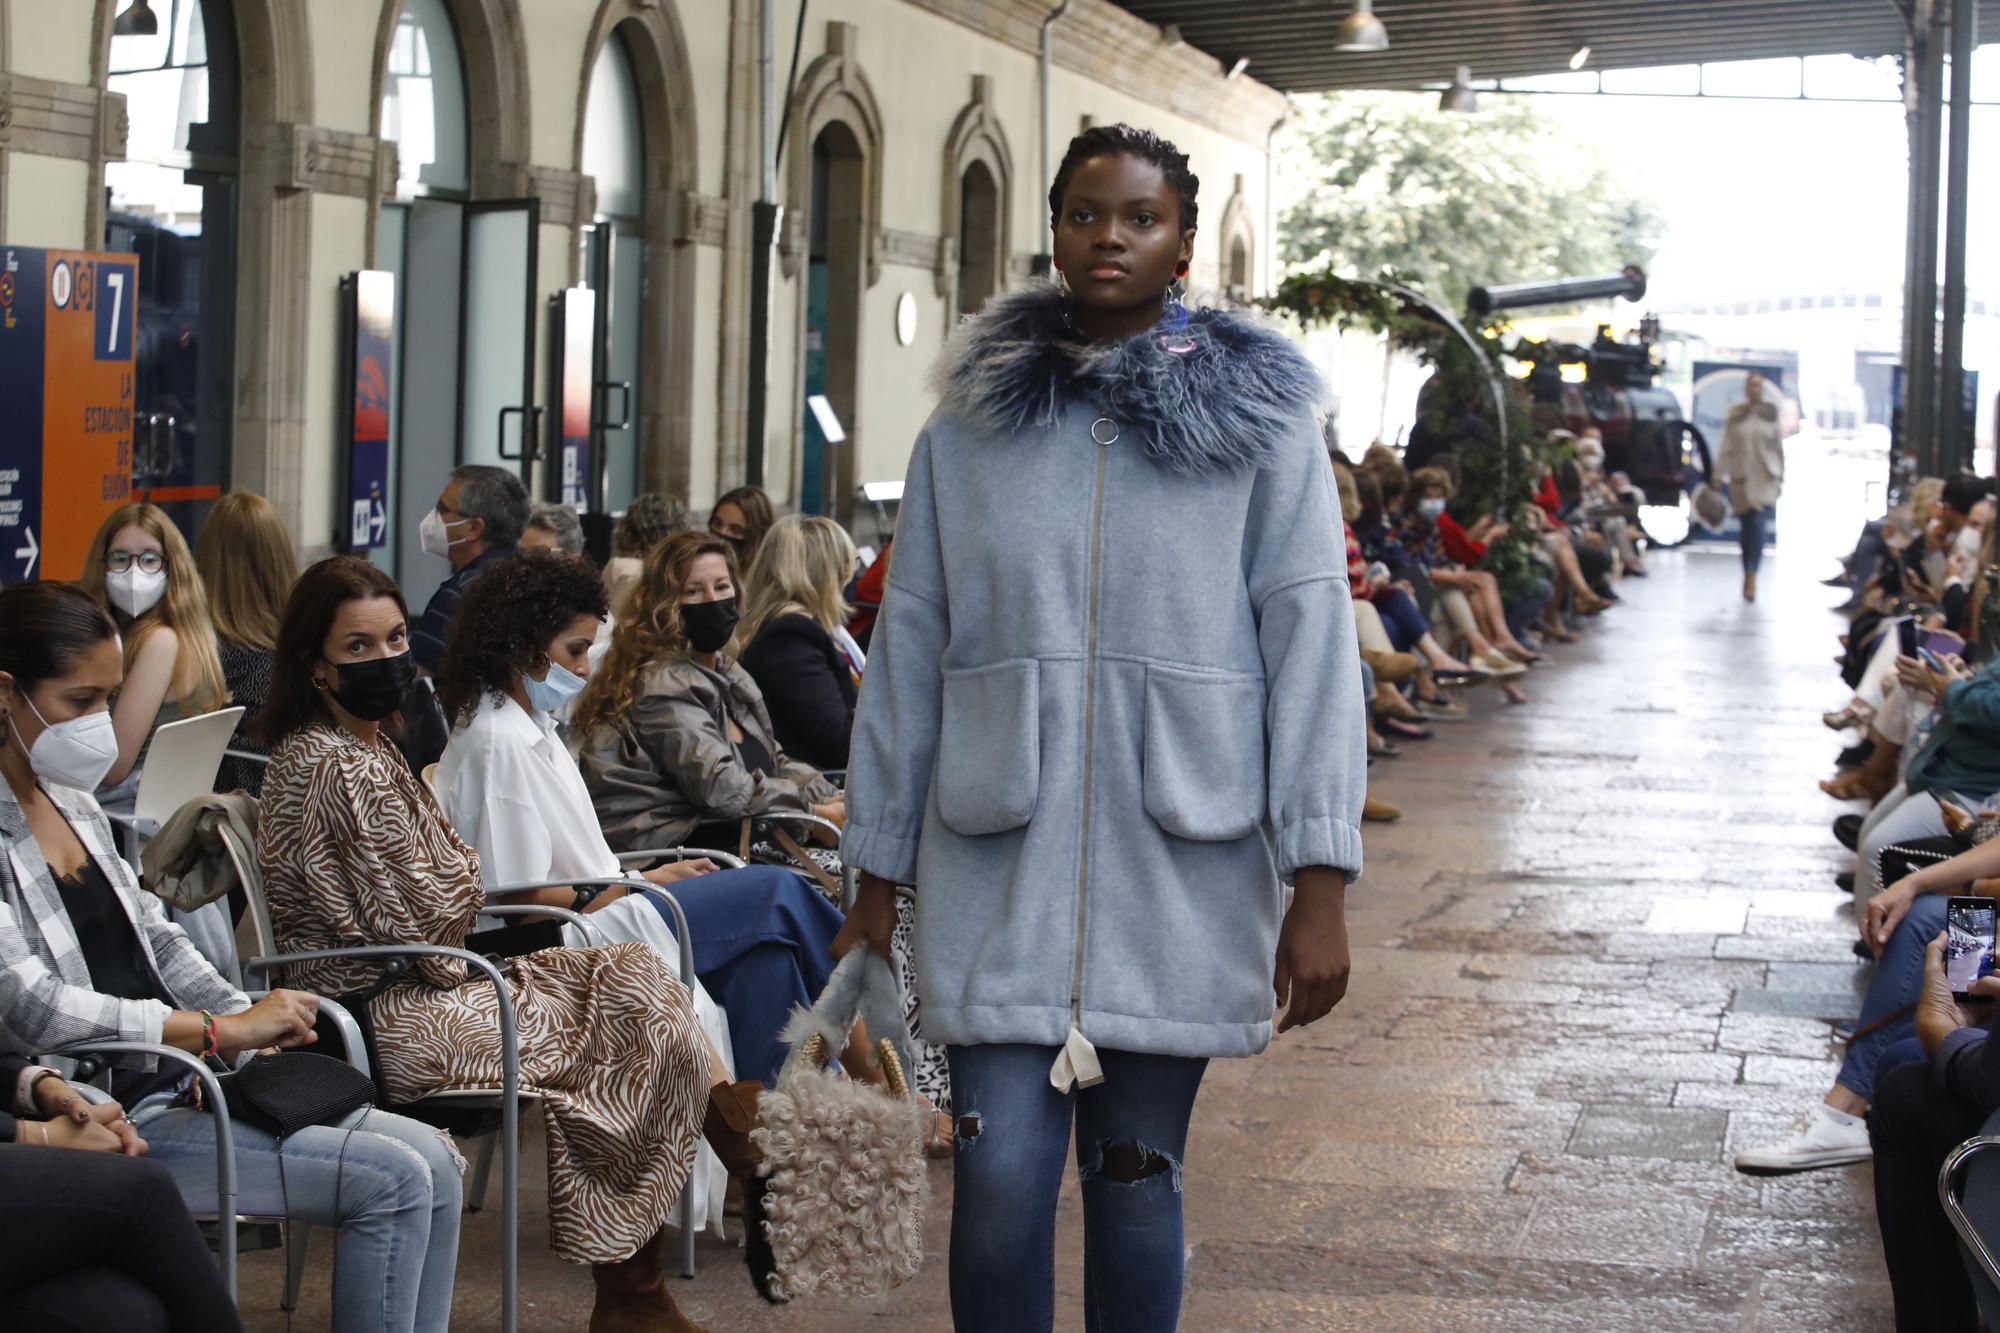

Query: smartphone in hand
[1946,896,1999,1000]
[1899,618,1920,660]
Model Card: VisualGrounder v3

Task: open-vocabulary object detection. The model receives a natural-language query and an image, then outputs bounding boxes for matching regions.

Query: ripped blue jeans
[945,1043,1208,1333]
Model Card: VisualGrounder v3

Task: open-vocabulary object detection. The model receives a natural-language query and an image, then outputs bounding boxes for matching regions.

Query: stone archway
[1217,173,1256,305]
[572,0,701,498]
[368,0,531,200]
[780,21,883,290]
[939,73,1013,324]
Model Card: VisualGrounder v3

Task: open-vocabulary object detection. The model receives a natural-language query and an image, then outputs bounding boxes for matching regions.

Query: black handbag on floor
[214,1051,374,1138]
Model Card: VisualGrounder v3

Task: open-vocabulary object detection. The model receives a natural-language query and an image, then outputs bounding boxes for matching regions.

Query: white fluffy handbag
[752,947,930,1300]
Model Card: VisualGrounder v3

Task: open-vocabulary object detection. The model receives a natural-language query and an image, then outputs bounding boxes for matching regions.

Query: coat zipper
[1071,421,1113,1028]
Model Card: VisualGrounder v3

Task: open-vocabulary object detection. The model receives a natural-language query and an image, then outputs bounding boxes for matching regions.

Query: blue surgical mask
[524,659,586,714]
[1417,497,1447,520]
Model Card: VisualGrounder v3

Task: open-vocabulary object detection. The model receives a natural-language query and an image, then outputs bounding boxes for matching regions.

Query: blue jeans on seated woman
[946,1043,1207,1333]
[1371,587,1431,653]
[639,864,844,1085]
[1837,894,1949,1104]
[134,1099,462,1333]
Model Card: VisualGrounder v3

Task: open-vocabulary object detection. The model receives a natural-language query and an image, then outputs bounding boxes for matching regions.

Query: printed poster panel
[557,287,595,512]
[347,270,394,551]
[0,248,136,584]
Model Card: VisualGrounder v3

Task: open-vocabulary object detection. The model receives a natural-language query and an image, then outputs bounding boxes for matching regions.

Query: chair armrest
[616,847,748,870]
[223,749,271,767]
[618,883,696,1003]
[48,1039,238,1296]
[486,877,693,992]
[1943,1134,2000,1294]
[751,812,844,848]
[480,904,610,947]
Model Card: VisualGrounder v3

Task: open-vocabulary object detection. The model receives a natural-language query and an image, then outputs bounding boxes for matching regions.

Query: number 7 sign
[95,261,135,361]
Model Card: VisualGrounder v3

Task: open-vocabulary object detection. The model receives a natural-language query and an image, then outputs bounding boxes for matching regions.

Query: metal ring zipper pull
[1089,417,1120,445]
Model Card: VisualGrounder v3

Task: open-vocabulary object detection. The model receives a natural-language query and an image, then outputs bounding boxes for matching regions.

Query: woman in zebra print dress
[257,557,718,1330]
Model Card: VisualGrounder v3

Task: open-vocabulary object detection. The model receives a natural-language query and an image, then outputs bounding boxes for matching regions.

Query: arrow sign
[369,497,386,543]
[14,525,36,579]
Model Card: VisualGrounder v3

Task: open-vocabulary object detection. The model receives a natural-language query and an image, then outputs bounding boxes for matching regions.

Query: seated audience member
[574,531,845,856]
[1851,651,2000,902]
[847,538,891,651]
[522,501,587,557]
[433,548,843,1094]
[0,1047,245,1332]
[0,580,461,1333]
[258,555,753,1320]
[78,503,229,808]
[572,533,954,1126]
[195,490,298,795]
[708,484,776,576]
[738,514,866,771]
[410,463,530,676]
[606,493,692,625]
[1868,910,2000,1331]
[1339,466,1482,686]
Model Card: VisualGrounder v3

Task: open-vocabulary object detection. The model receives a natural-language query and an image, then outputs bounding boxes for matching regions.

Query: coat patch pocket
[1143,668,1265,841]
[936,659,1041,836]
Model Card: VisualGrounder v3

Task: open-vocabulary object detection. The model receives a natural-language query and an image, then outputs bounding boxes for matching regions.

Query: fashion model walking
[1716,372,1785,602]
[832,125,1367,1333]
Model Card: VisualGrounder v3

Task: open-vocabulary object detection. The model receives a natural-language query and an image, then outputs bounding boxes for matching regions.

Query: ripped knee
[955,1112,982,1150]
[1080,1139,1182,1191]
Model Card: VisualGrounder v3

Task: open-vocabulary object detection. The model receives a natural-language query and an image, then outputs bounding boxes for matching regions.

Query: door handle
[497,405,546,461]
[594,381,632,431]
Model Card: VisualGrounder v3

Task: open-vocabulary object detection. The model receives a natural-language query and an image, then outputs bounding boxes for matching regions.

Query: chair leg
[283,1221,311,1310]
[467,1132,497,1214]
[678,1184,696,1278]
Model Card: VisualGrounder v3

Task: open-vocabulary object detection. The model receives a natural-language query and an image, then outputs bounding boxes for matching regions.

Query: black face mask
[711,530,746,556]
[328,652,417,721]
[681,597,740,654]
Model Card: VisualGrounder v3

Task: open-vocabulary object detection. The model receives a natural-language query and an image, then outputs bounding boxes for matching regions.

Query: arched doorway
[957,161,1001,317]
[1228,236,1250,304]
[580,25,646,514]
[803,123,866,518]
[103,0,241,543]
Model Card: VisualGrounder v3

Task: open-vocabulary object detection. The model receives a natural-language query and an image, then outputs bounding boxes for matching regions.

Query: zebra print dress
[259,722,710,1266]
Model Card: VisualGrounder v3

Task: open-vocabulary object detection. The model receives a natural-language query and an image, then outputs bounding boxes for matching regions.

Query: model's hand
[1274,868,1350,1033]
[831,873,898,962]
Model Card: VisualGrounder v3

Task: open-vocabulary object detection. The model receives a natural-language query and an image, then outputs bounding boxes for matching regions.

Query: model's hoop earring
[1054,266,1078,334]
[1158,277,1197,355]
[311,675,330,692]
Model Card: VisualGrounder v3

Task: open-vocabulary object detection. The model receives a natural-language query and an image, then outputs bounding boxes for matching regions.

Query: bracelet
[571,887,603,912]
[199,1009,218,1061]
[26,1068,63,1112]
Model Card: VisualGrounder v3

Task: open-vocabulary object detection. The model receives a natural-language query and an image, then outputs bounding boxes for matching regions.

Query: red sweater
[1344,523,1379,601]
[1437,512,1486,566]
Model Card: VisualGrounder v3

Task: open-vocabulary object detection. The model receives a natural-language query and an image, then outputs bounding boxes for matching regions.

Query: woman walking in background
[1717,371,1785,602]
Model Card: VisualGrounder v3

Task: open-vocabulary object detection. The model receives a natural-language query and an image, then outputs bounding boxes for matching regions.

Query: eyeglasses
[106,550,165,574]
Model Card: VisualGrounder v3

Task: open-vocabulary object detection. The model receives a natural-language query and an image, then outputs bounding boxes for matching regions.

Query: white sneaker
[1732,1104,1872,1176]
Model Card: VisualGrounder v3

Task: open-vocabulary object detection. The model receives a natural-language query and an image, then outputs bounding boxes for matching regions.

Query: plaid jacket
[0,778,247,1072]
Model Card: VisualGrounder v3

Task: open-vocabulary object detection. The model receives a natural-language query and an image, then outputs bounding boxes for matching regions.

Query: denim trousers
[946,1043,1208,1333]
[1371,588,1430,652]
[1738,506,1769,574]
[639,864,844,1085]
[135,1100,463,1333]
[1836,894,1948,1102]
[1506,577,1554,641]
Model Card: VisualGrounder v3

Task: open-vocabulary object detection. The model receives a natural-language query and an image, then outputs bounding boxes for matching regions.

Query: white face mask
[524,659,587,714]
[419,509,472,560]
[1417,497,1447,520]
[10,691,121,792]
[106,567,166,619]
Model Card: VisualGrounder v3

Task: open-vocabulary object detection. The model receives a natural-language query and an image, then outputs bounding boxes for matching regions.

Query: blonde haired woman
[738,515,864,771]
[78,503,227,805]
[194,491,298,793]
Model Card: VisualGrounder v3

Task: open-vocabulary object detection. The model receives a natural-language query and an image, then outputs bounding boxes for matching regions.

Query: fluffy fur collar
[931,282,1323,475]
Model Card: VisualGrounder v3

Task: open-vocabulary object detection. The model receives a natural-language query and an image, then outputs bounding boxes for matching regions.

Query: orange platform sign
[0,247,137,583]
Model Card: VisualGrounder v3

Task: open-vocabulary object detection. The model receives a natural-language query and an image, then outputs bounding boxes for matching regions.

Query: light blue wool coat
[842,284,1367,1061]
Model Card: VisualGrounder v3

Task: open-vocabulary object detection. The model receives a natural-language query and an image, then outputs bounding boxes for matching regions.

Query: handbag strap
[769,824,844,900]
[786,946,917,1101]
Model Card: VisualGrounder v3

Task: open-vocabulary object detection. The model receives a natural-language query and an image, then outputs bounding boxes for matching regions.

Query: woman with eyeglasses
[78,503,229,810]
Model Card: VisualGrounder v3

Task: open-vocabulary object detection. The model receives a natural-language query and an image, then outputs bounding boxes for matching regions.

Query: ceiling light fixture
[1569,45,1592,70]
[1439,64,1480,113]
[114,0,160,36]
[1226,55,1252,80]
[1334,0,1390,53]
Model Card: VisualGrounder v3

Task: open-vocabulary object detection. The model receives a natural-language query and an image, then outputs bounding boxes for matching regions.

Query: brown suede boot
[703,1079,763,1177]
[589,1228,709,1333]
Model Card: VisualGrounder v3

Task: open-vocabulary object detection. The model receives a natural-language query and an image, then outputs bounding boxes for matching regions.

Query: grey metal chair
[1939,1110,2000,1325]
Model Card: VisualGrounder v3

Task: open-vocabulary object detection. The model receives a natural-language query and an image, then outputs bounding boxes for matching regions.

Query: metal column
[1903,0,1946,478]
[1940,0,1978,473]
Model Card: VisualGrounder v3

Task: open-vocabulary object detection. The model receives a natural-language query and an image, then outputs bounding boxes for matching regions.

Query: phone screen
[1900,619,1920,659]
[1946,898,1998,996]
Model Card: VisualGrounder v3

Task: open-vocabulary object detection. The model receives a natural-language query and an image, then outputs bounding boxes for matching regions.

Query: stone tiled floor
[241,544,1890,1330]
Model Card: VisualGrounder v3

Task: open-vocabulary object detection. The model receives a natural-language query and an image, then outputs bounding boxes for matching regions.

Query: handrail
[1942,1134,2000,1295]
[52,1040,237,1295]
[246,945,521,1333]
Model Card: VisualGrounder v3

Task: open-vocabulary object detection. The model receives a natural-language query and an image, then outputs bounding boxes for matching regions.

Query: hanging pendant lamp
[1335,0,1390,54]
[1440,65,1480,114]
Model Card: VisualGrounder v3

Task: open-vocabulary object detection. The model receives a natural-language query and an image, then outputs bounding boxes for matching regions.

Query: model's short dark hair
[451,464,530,550]
[1048,124,1199,233]
[435,550,609,728]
